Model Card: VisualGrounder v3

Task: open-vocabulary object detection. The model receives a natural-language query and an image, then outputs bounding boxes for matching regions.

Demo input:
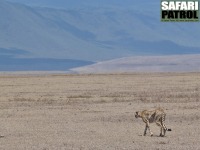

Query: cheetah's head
[135,111,141,118]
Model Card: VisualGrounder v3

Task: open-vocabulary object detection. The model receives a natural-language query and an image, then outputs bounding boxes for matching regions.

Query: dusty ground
[0,73,200,150]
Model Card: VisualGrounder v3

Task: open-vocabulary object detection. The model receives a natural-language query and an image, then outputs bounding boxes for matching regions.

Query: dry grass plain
[0,73,200,150]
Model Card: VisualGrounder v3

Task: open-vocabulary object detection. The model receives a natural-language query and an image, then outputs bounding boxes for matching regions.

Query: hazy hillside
[1,0,200,71]
[5,0,157,10]
[0,0,126,61]
[71,54,200,73]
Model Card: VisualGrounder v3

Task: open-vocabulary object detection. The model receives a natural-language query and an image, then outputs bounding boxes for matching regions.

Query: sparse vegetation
[0,73,200,149]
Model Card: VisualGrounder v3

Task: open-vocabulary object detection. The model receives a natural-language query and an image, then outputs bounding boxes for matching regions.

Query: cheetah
[135,108,172,137]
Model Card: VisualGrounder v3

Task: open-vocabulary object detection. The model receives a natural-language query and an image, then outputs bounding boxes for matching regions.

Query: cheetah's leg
[156,122,163,137]
[161,114,167,137]
[144,124,148,136]
[162,124,167,136]
[145,121,153,136]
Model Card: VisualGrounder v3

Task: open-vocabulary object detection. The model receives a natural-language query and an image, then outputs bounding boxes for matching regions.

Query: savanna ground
[0,73,200,150]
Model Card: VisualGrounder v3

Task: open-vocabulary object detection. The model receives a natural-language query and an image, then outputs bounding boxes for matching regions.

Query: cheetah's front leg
[144,122,153,136]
